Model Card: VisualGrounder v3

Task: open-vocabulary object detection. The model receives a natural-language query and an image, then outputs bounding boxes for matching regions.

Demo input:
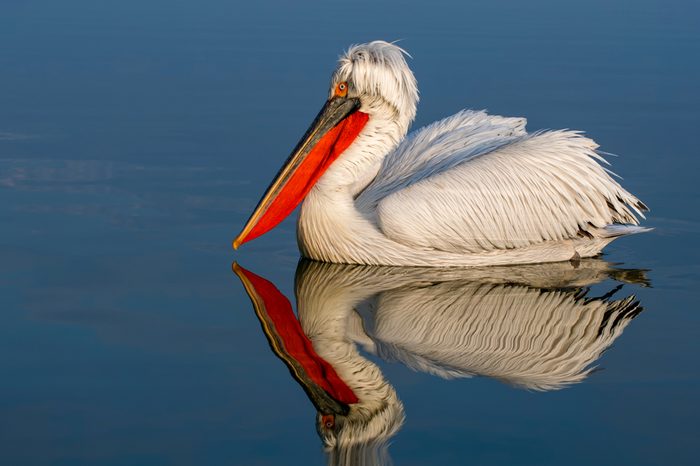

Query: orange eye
[322,414,335,429]
[335,81,348,97]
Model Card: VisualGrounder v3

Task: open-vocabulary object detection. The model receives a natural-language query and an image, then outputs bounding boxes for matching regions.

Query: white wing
[357,110,648,254]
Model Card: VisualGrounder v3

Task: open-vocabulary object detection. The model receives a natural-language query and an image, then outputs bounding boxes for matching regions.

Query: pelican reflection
[234,259,646,465]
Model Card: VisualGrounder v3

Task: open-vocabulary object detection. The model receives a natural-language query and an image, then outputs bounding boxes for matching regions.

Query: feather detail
[293,41,649,266]
[367,120,647,254]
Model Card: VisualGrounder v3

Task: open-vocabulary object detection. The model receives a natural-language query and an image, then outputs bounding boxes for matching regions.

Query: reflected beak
[232,262,358,415]
[233,96,368,249]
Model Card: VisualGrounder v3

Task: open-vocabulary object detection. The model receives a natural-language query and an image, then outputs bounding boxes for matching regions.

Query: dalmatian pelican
[233,41,649,266]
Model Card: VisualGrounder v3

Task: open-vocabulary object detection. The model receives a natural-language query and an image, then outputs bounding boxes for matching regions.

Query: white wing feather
[358,109,527,208]
[358,110,647,254]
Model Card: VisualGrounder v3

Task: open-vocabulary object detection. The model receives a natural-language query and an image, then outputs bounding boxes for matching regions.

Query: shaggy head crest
[331,41,419,125]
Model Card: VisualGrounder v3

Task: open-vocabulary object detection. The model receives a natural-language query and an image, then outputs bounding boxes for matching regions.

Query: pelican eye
[335,81,348,97]
[321,413,336,429]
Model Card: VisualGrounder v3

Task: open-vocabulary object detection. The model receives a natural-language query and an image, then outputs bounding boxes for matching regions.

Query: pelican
[234,259,646,465]
[233,41,649,266]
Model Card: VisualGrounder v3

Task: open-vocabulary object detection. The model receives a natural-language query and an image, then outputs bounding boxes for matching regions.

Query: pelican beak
[233,96,368,249]
[232,263,358,415]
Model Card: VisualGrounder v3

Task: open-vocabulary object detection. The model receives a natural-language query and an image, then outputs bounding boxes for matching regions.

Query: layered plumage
[298,42,649,265]
[237,40,649,266]
[359,112,647,254]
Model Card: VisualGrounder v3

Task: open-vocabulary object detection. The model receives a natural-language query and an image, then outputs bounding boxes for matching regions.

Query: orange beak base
[234,97,368,248]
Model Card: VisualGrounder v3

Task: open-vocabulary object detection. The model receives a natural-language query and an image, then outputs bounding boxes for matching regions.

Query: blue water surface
[1,1,698,465]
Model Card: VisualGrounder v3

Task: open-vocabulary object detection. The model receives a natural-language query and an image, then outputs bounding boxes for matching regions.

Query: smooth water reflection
[2,0,698,464]
[236,259,646,466]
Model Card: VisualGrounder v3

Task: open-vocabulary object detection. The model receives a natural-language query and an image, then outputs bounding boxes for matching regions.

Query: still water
[1,0,698,465]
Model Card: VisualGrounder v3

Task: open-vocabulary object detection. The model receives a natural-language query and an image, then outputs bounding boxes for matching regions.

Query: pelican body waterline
[234,41,649,267]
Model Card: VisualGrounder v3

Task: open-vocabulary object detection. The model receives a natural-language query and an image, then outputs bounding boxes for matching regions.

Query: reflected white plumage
[295,260,642,458]
[234,259,645,464]
[235,41,649,266]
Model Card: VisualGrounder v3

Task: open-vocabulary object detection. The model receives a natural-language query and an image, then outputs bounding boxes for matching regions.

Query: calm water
[1,1,699,465]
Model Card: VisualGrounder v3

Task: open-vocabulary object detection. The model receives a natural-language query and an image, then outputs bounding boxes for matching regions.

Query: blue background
[1,1,698,464]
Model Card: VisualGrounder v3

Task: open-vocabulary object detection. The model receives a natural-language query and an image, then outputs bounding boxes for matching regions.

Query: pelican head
[331,41,418,130]
[233,41,418,249]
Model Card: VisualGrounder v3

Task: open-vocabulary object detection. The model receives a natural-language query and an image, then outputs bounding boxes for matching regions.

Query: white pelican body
[234,41,648,266]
